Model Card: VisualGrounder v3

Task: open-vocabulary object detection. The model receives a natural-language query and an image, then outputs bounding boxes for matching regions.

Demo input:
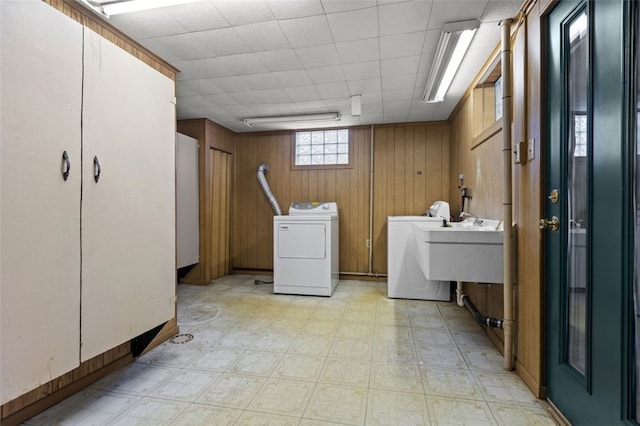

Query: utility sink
[412,219,504,284]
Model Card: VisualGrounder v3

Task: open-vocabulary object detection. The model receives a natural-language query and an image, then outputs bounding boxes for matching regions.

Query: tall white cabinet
[1,0,176,404]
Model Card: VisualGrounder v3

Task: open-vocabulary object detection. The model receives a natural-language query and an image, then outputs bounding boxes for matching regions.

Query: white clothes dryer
[273,202,339,296]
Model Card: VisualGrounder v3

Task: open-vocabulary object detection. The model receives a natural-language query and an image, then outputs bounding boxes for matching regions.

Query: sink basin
[412,219,504,284]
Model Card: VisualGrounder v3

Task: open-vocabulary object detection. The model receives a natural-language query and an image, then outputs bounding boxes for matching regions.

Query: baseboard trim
[1,354,132,426]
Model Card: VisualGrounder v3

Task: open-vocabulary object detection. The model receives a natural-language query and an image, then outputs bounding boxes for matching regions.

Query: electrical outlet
[528,138,535,160]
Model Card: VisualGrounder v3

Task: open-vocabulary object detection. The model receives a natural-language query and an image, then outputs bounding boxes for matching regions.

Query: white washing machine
[387,215,450,301]
[273,202,339,296]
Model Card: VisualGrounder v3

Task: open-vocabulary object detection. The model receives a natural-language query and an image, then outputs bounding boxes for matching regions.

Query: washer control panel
[289,201,338,215]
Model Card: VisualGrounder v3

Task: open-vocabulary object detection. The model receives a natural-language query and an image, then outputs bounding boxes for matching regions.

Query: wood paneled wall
[178,119,235,284]
[447,3,545,398]
[233,123,450,275]
[234,127,372,272]
[372,123,450,273]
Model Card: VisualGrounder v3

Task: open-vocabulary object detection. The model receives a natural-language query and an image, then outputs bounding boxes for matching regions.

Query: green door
[545,0,636,424]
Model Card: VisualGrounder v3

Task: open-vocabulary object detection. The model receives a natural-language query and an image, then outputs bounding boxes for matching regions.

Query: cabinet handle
[93,156,101,183]
[62,151,71,181]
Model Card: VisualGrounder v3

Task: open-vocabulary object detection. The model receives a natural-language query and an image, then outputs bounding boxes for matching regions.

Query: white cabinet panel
[0,0,82,404]
[176,133,199,268]
[81,30,176,361]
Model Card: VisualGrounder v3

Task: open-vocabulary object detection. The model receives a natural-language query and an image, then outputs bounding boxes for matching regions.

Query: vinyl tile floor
[24,275,558,425]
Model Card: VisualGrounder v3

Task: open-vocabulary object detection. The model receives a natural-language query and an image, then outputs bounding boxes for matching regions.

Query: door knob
[539,216,560,231]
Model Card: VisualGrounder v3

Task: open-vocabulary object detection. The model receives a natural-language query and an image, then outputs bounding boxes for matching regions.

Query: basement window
[293,129,351,169]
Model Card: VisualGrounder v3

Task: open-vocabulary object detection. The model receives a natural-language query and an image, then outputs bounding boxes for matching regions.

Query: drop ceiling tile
[266,0,324,19]
[470,24,501,50]
[222,104,253,115]
[217,53,268,76]
[202,92,239,105]
[307,65,345,84]
[417,53,435,75]
[342,60,381,80]
[241,73,282,91]
[326,7,378,42]
[165,2,229,32]
[139,38,181,62]
[380,56,421,77]
[173,57,235,79]
[335,38,380,64]
[235,21,290,52]
[347,78,382,94]
[285,86,321,102]
[383,88,414,101]
[380,32,425,59]
[381,74,418,90]
[144,33,211,61]
[279,15,333,48]
[176,82,197,97]
[362,101,383,113]
[427,1,487,29]
[362,91,382,103]
[209,76,248,92]
[178,95,210,108]
[316,82,350,100]
[378,0,432,36]
[295,44,341,68]
[272,70,314,87]
[193,28,252,56]
[481,1,522,22]
[422,29,442,54]
[180,79,223,95]
[211,0,276,26]
[231,89,292,104]
[109,9,185,39]
[321,0,377,14]
[255,50,304,72]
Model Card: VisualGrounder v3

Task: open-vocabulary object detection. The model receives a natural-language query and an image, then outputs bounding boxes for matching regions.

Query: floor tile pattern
[24,275,557,425]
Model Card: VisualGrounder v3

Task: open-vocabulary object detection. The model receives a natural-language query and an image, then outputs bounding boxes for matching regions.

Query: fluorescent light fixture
[422,19,480,103]
[243,113,341,128]
[78,0,206,18]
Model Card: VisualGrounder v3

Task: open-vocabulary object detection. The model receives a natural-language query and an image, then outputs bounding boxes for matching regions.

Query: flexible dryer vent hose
[256,163,283,216]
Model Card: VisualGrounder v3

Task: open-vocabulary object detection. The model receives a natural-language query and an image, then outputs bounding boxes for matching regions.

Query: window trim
[290,128,354,171]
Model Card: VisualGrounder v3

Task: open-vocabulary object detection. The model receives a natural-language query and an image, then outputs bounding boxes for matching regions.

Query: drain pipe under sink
[454,18,515,370]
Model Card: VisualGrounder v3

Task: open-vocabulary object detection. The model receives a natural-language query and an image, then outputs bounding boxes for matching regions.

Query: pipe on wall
[500,18,515,371]
[256,163,283,216]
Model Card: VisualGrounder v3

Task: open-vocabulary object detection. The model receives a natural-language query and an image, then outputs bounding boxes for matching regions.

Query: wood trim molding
[43,0,178,80]
[471,120,503,150]
[1,344,132,425]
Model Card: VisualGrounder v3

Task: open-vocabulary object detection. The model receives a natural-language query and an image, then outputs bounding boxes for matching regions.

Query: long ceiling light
[422,19,480,103]
[243,113,341,128]
[78,0,206,18]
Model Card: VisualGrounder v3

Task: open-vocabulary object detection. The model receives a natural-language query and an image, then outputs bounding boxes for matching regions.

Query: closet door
[81,30,176,361]
[0,1,82,404]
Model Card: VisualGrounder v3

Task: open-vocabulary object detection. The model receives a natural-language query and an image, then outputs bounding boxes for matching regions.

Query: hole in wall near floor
[177,303,221,325]
[169,333,194,344]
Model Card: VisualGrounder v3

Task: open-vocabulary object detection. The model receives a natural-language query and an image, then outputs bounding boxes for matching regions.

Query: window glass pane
[294,129,350,166]
[566,9,588,376]
[297,145,311,155]
[495,76,503,120]
[298,132,311,145]
[634,4,640,421]
[325,144,337,154]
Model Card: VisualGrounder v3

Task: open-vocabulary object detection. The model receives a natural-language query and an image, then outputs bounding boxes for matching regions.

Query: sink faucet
[459,211,483,225]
